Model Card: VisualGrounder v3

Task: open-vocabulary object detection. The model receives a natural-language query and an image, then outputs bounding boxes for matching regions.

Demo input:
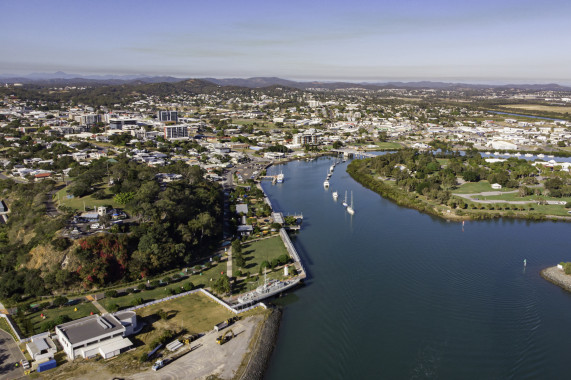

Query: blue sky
[1,0,570,83]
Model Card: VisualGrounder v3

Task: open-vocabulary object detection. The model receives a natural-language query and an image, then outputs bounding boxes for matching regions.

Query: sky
[1,0,571,84]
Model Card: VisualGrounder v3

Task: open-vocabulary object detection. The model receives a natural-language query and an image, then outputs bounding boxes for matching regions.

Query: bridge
[330,149,376,158]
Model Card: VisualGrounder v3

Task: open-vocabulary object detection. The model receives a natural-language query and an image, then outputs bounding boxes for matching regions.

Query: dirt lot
[128,314,264,380]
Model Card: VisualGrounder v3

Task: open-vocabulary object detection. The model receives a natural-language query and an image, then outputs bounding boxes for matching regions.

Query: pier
[259,175,281,184]
[330,148,376,159]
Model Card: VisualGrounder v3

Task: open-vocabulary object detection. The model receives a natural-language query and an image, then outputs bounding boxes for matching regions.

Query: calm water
[262,156,571,380]
[487,110,565,122]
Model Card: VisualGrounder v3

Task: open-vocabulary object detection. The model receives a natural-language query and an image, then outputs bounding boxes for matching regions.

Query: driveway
[0,330,25,380]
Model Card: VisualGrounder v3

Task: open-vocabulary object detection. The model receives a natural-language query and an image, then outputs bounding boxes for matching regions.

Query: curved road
[455,190,535,205]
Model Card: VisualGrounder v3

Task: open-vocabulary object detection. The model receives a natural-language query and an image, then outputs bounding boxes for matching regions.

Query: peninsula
[347,148,571,221]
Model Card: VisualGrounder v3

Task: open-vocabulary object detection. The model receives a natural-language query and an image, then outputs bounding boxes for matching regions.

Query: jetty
[330,148,376,159]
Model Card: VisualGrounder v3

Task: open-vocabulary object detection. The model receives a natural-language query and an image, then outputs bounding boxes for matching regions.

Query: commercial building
[109,118,138,130]
[75,114,102,126]
[55,312,138,360]
[164,125,189,140]
[157,110,178,123]
[293,133,318,145]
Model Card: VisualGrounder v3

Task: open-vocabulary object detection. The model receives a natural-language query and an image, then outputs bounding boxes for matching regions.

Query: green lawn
[56,183,120,211]
[99,262,227,311]
[232,119,276,130]
[27,301,99,334]
[0,317,18,340]
[136,292,234,336]
[452,181,513,194]
[375,142,403,150]
[240,236,289,275]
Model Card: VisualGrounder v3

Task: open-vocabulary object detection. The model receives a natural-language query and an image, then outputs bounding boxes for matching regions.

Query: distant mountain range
[1,72,570,91]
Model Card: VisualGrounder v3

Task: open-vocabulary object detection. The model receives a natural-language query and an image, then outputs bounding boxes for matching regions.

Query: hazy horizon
[2,0,571,85]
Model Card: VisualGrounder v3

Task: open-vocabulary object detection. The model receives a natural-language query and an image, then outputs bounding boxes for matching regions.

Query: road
[128,315,263,380]
[0,330,25,380]
[45,184,65,218]
[455,190,535,204]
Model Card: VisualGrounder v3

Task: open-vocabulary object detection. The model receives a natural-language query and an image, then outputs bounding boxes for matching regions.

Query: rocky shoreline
[540,266,571,292]
[239,307,282,380]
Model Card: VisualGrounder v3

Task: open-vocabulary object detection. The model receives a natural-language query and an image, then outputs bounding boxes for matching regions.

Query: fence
[121,288,266,315]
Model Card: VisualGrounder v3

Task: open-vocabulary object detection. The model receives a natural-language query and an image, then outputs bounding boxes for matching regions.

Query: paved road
[455,190,535,204]
[0,330,25,380]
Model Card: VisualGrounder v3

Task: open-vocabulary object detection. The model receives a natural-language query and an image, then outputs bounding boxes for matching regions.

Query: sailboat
[332,191,338,200]
[347,191,355,215]
[342,191,348,207]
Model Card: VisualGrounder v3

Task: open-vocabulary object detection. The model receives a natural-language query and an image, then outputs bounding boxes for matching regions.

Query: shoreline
[540,266,571,293]
[346,159,571,223]
[237,307,282,380]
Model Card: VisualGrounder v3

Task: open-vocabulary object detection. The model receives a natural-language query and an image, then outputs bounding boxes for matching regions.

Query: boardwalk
[330,148,376,158]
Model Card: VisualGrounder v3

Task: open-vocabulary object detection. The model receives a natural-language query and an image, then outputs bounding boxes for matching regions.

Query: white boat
[525,153,533,157]
[342,191,348,207]
[347,191,355,215]
[514,153,521,157]
[494,152,500,155]
[332,191,338,200]
[485,152,491,155]
[330,165,335,173]
[537,154,545,158]
[276,172,284,183]
[548,155,554,158]
[323,180,330,188]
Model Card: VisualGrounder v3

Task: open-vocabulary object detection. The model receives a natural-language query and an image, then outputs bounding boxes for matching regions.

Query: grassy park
[99,262,227,311]
[136,292,234,336]
[27,301,99,334]
[240,236,289,275]
[55,183,120,211]
[452,181,512,194]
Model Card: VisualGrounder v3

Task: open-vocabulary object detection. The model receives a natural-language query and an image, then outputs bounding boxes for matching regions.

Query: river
[261,156,571,380]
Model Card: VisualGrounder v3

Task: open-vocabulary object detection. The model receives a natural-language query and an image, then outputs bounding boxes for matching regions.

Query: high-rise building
[157,111,178,123]
[164,125,189,140]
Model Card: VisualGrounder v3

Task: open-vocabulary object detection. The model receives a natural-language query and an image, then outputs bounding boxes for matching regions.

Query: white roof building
[55,311,137,360]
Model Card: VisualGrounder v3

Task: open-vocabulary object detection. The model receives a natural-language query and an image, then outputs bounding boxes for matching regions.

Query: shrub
[131,297,144,307]
[277,254,290,266]
[161,277,170,285]
[52,296,68,308]
[150,280,160,288]
[105,290,118,298]
[182,282,194,291]
[137,283,147,291]
[108,303,119,312]
[158,309,168,320]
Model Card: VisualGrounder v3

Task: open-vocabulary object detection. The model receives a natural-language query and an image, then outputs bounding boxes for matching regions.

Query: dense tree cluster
[0,158,223,304]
